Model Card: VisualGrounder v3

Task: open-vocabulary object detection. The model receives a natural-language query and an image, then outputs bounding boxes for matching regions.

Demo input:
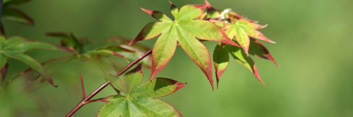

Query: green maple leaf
[213,39,278,86]
[98,65,186,117]
[225,19,275,55]
[213,43,264,86]
[0,36,59,85]
[129,2,237,90]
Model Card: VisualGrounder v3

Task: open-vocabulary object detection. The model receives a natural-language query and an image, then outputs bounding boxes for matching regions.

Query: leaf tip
[141,8,153,16]
[253,65,265,85]
[169,0,174,5]
[175,82,187,91]
[204,0,211,8]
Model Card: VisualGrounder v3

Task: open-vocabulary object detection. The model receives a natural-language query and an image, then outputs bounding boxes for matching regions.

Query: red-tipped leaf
[249,39,279,67]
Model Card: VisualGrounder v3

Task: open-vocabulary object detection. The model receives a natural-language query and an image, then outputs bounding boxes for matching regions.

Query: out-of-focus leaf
[0,79,39,117]
[105,64,144,94]
[0,37,5,69]
[118,45,152,68]
[0,36,59,86]
[4,53,43,73]
[99,65,185,117]
[5,42,59,52]
[1,8,33,25]
[213,43,229,85]
[46,32,81,51]
[3,36,26,49]
[130,2,237,90]
[227,45,264,85]
[0,36,5,47]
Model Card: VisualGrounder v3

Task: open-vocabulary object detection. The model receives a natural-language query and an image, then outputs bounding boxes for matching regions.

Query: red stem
[65,49,152,117]
[79,73,85,100]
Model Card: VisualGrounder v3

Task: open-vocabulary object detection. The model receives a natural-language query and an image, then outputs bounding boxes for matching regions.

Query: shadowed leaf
[249,39,279,67]
[1,8,33,25]
[227,45,264,85]
[213,43,229,86]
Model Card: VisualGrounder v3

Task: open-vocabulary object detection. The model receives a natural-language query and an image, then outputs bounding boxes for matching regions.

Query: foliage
[0,0,277,116]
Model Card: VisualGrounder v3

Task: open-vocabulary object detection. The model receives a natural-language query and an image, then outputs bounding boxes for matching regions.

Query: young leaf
[130,3,237,89]
[1,8,34,25]
[213,43,229,86]
[227,45,264,85]
[99,65,186,117]
[236,19,274,43]
[235,22,251,55]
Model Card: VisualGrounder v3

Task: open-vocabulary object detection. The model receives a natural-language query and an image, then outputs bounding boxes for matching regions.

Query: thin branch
[79,73,85,100]
[65,49,152,117]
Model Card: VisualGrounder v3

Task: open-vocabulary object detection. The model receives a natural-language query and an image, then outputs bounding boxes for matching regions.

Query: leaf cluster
[130,0,278,89]
[0,0,279,116]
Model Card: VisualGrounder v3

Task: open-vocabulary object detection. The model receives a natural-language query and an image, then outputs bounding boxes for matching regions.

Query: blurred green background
[2,0,353,116]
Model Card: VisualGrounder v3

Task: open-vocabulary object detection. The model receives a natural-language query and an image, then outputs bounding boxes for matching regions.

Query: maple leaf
[129,2,237,90]
[213,43,263,86]
[0,36,59,86]
[225,19,275,55]
[99,65,186,117]
[213,39,278,86]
